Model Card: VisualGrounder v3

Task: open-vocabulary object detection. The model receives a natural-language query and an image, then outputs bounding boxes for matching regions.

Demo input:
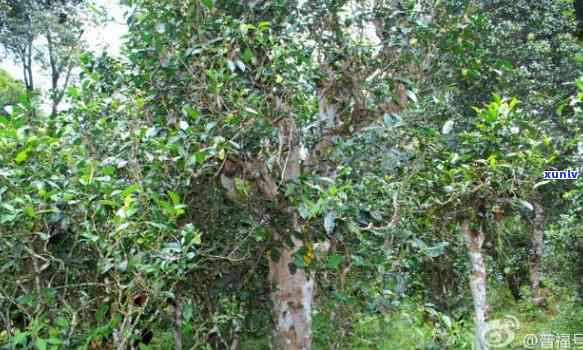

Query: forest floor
[236,283,583,350]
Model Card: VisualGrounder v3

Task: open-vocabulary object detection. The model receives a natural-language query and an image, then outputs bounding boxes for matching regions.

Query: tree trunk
[46,31,61,119]
[172,295,182,350]
[22,42,34,92]
[220,155,314,349]
[270,115,314,349]
[531,203,545,307]
[269,231,314,350]
[505,272,522,302]
[461,220,488,350]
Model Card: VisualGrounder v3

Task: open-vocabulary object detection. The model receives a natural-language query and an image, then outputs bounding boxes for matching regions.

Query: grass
[178,283,583,349]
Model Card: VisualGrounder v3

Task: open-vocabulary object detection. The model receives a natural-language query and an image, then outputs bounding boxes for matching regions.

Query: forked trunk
[531,203,545,306]
[269,228,314,350]
[461,220,488,350]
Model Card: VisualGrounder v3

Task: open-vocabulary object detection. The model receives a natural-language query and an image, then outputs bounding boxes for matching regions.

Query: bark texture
[461,220,488,350]
[172,296,182,350]
[269,118,314,350]
[531,203,545,307]
[269,231,314,350]
[220,116,315,349]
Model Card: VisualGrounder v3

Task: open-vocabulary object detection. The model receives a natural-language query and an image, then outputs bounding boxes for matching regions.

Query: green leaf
[17,293,36,306]
[101,166,116,176]
[195,150,206,165]
[96,304,109,322]
[182,105,199,120]
[24,206,36,219]
[326,254,343,269]
[182,303,193,321]
[98,200,117,206]
[121,183,140,198]
[159,200,174,216]
[298,203,310,220]
[13,331,29,345]
[193,232,202,245]
[46,338,62,345]
[346,222,361,237]
[201,0,213,9]
[168,191,181,205]
[67,86,79,98]
[242,48,254,63]
[425,242,449,258]
[35,338,47,350]
[15,150,28,163]
[487,155,496,169]
[293,256,307,268]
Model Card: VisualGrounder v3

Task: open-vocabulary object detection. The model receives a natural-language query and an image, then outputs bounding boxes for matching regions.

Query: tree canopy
[0,68,25,112]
